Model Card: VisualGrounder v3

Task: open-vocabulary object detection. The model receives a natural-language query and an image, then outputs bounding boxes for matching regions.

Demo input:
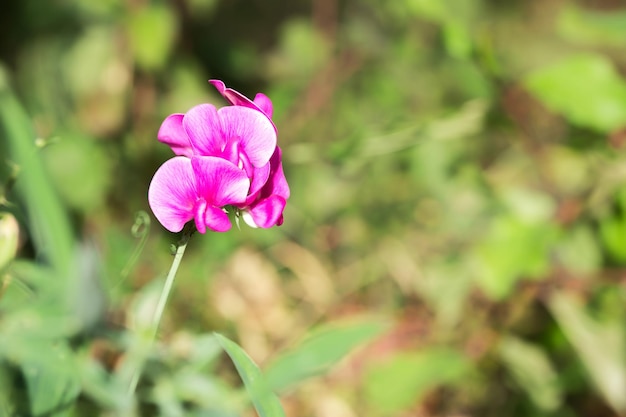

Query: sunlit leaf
[127,5,178,71]
[443,21,472,59]
[405,0,447,21]
[473,211,559,300]
[525,54,626,133]
[599,214,626,263]
[215,333,286,417]
[265,319,387,392]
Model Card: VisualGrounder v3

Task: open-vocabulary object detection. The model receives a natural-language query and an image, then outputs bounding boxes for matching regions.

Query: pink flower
[148,156,250,233]
[209,80,289,228]
[149,80,289,233]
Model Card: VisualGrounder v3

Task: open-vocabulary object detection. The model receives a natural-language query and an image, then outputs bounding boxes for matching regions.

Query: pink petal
[220,136,243,167]
[158,114,193,157]
[192,198,232,234]
[203,205,233,232]
[218,106,276,168]
[209,79,253,108]
[246,195,287,228]
[253,93,273,118]
[209,79,278,132]
[183,104,225,156]
[193,199,208,234]
[148,157,197,233]
[266,147,290,200]
[191,156,250,207]
[246,163,271,205]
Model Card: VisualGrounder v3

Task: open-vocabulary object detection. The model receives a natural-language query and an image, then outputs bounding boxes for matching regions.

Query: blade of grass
[0,73,73,274]
[215,333,286,417]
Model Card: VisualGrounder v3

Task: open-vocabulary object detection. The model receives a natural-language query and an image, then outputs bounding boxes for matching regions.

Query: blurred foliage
[2,0,626,416]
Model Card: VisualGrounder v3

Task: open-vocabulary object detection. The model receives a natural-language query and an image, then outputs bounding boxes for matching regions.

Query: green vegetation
[2,0,626,416]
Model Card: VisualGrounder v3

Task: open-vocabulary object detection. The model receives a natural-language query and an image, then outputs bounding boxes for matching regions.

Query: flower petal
[209,79,277,132]
[245,195,286,228]
[194,199,208,234]
[253,93,273,118]
[209,79,252,108]
[148,157,197,233]
[191,156,250,207]
[183,103,225,156]
[217,106,277,168]
[158,114,193,156]
[246,163,271,205]
[266,147,290,200]
[203,205,232,232]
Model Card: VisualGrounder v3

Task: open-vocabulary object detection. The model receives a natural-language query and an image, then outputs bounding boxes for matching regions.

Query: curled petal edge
[243,195,287,229]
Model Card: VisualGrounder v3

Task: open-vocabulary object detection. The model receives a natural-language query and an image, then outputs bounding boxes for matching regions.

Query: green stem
[127,227,193,395]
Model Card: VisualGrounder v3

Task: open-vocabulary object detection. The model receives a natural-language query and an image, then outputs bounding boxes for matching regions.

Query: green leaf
[0,81,73,275]
[364,348,471,416]
[0,338,80,416]
[555,225,601,274]
[443,21,472,60]
[127,5,177,71]
[215,333,286,417]
[268,19,331,79]
[599,214,626,263]
[548,293,626,414]
[473,211,558,300]
[405,0,447,21]
[265,320,387,392]
[20,342,80,416]
[525,53,626,133]
[61,26,119,98]
[498,336,562,411]
[42,134,112,213]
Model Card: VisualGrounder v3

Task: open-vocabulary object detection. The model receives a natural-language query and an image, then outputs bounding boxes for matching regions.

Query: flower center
[221,136,253,177]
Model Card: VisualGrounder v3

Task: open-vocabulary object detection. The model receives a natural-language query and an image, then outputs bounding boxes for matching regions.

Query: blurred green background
[2,0,626,416]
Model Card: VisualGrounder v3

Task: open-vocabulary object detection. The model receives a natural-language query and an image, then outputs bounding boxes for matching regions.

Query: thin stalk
[127,227,193,395]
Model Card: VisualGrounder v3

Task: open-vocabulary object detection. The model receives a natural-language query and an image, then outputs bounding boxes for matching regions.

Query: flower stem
[127,226,193,395]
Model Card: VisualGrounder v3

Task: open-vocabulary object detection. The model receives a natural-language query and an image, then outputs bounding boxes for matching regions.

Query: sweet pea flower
[148,156,250,233]
[209,80,290,228]
[150,80,289,232]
